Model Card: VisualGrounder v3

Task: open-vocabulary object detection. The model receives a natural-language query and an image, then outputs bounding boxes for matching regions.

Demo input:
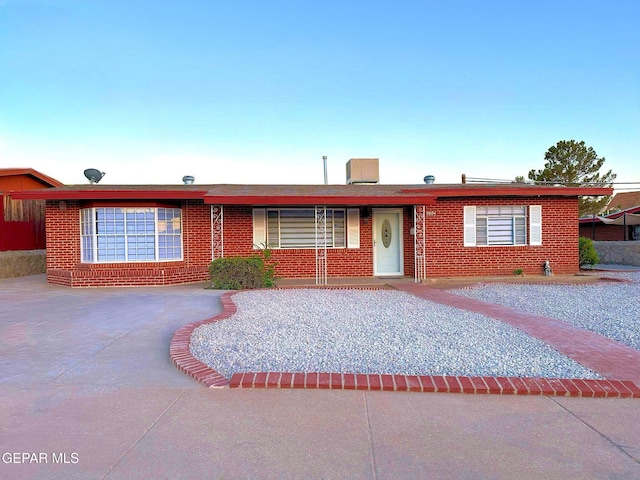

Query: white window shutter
[529,205,542,245]
[347,208,360,248]
[463,206,476,246]
[252,208,266,249]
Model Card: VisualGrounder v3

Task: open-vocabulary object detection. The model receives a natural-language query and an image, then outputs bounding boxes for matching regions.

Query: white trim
[463,206,476,246]
[252,208,266,248]
[529,205,542,245]
[347,208,360,248]
[79,207,183,263]
[372,208,404,276]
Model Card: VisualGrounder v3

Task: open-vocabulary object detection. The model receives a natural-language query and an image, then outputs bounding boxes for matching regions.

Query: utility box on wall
[346,158,379,184]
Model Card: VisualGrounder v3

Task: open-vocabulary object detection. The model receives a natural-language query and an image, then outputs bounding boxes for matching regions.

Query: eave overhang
[9,183,612,205]
[10,188,209,201]
[202,195,437,206]
[401,186,614,197]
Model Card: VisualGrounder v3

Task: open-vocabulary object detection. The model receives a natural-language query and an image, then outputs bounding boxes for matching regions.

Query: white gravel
[451,272,640,351]
[189,288,602,379]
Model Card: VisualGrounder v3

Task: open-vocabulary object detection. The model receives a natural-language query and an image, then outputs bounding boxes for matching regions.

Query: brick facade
[579,223,628,241]
[424,197,579,276]
[45,200,211,287]
[44,196,582,287]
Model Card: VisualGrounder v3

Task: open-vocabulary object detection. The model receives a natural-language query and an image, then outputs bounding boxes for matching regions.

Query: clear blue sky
[1,0,638,186]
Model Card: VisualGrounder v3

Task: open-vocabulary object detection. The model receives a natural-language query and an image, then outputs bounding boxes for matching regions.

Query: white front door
[373,209,403,276]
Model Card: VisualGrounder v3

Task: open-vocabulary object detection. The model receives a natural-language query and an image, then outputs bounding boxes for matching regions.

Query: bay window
[80,207,182,262]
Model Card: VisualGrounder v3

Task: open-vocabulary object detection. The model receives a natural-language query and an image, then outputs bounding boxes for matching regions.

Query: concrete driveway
[1,275,639,479]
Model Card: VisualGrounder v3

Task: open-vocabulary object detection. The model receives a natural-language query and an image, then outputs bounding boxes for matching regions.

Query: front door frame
[372,208,404,276]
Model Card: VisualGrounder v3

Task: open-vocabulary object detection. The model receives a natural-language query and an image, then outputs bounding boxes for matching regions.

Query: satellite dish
[84,169,105,184]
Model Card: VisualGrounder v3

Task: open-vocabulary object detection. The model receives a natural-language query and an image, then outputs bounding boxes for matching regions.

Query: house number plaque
[381,219,392,248]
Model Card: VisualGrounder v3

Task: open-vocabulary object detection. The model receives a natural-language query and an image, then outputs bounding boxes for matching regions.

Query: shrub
[579,237,599,267]
[209,255,276,289]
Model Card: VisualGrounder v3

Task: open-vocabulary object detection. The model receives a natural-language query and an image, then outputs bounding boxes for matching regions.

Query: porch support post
[211,205,224,260]
[414,205,427,283]
[315,205,328,285]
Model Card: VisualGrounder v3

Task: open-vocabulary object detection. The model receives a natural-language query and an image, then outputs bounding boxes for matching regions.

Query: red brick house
[579,191,640,241]
[11,173,611,287]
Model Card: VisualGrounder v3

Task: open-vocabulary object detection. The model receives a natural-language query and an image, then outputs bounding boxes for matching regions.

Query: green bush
[579,237,599,267]
[209,256,276,289]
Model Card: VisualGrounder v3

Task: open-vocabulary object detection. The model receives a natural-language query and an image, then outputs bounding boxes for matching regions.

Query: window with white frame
[464,205,542,246]
[253,207,360,249]
[80,207,182,262]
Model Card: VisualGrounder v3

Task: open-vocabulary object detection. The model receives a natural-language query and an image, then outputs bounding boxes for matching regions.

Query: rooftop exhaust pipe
[322,156,328,185]
[182,175,194,185]
[424,175,435,184]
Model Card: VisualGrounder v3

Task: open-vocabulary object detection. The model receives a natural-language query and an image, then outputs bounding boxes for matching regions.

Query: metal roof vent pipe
[322,155,328,185]
[182,175,195,185]
[424,175,435,184]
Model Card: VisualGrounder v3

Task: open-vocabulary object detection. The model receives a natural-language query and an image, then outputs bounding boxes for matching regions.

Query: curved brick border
[170,291,237,387]
[170,287,640,397]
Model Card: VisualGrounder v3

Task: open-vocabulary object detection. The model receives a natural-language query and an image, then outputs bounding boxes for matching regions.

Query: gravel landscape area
[451,272,640,351]
[190,288,603,379]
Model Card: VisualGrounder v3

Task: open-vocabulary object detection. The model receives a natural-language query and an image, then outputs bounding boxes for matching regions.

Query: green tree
[528,140,616,216]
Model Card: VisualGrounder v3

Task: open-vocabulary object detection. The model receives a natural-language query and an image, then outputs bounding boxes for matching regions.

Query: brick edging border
[228,372,640,397]
[170,291,237,387]
[169,288,640,397]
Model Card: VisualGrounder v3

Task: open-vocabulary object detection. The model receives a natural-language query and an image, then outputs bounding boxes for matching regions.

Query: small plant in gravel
[579,236,599,267]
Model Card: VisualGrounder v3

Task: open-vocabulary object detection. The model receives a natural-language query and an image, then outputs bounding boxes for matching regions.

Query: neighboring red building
[11,164,611,287]
[0,168,64,251]
[579,191,640,241]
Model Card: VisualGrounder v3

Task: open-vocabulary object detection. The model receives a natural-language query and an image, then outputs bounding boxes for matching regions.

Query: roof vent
[424,175,435,184]
[346,158,379,184]
[182,175,195,185]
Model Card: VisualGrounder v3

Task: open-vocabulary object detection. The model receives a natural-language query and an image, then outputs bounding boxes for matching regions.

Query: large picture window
[464,205,542,246]
[80,207,182,262]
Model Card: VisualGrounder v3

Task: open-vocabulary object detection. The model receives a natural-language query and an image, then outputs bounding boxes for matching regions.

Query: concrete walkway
[1,275,640,479]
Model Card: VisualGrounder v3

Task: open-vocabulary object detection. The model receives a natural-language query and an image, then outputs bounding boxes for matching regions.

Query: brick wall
[579,223,627,241]
[44,200,211,287]
[44,196,582,287]
[424,197,580,276]
[222,206,376,278]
